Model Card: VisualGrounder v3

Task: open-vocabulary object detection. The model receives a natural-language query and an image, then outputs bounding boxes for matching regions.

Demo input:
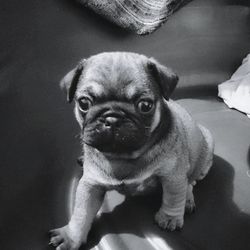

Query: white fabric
[218,54,250,118]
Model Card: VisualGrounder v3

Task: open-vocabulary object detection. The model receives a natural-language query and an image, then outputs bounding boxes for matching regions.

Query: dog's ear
[60,59,86,103]
[147,58,178,100]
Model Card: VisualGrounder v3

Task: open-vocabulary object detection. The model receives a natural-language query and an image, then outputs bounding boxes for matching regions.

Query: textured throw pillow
[77,0,191,35]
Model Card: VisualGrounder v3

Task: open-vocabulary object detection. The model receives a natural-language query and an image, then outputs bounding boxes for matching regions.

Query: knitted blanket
[77,0,191,35]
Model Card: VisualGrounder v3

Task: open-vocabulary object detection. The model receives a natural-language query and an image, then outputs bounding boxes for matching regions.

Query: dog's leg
[155,176,188,231]
[185,183,196,213]
[49,177,105,250]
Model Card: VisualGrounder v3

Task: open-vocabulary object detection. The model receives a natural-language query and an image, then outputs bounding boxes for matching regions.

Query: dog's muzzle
[82,112,148,153]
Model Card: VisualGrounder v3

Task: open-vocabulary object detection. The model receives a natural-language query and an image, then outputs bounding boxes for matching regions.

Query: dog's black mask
[81,102,152,153]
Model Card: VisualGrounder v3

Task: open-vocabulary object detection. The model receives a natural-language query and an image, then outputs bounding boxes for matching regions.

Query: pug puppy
[49,52,214,250]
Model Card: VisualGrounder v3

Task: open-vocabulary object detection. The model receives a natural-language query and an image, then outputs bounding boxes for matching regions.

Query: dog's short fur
[49,52,214,250]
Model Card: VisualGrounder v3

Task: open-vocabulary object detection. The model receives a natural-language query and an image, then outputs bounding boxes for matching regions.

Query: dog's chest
[111,175,159,195]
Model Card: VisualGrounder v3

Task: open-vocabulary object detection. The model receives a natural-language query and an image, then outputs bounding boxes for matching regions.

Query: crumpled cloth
[77,0,191,35]
[218,54,250,118]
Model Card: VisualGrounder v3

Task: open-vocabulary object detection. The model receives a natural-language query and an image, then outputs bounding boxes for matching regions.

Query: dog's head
[60,52,178,157]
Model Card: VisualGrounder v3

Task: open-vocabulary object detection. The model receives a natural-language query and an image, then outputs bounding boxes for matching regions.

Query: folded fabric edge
[218,54,250,119]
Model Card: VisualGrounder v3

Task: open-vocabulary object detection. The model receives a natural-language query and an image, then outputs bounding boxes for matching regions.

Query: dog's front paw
[49,226,81,250]
[154,210,184,231]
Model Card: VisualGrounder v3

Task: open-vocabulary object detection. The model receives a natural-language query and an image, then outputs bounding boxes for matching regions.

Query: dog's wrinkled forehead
[61,52,178,103]
[76,52,152,100]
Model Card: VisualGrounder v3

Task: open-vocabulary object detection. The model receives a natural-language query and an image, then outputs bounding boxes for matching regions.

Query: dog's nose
[104,116,120,128]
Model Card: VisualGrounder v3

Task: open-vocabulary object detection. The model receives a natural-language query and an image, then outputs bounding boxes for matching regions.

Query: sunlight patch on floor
[145,233,173,250]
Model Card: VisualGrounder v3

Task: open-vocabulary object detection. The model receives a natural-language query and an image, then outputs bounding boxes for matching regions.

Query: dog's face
[61,52,178,156]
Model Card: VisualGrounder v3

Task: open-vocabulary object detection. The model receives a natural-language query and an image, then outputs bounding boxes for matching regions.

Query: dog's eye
[78,97,92,112]
[137,99,154,113]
